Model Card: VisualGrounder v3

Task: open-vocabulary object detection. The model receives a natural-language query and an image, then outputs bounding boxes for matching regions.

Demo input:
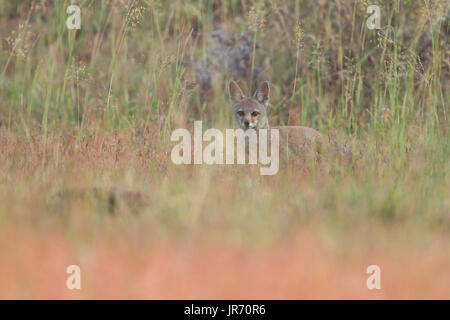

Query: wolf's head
[228,81,270,130]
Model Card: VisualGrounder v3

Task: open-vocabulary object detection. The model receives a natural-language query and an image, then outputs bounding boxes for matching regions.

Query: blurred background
[0,0,448,298]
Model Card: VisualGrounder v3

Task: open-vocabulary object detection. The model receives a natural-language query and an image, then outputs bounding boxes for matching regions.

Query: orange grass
[1,230,450,299]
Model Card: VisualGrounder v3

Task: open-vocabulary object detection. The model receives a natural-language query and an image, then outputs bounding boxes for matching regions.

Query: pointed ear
[254,81,270,105]
[228,80,245,104]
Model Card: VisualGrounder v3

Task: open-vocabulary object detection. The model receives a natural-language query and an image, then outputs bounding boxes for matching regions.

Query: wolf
[228,80,352,165]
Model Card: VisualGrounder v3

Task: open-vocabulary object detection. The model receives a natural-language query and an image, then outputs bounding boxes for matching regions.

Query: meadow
[0,0,448,298]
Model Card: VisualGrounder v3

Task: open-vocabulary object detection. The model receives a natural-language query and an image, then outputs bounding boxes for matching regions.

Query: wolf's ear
[254,81,270,105]
[228,81,245,104]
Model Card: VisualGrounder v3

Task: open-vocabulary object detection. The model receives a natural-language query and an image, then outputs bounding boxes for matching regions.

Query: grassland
[0,0,449,298]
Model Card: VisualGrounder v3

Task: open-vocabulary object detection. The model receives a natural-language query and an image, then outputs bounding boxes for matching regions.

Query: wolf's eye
[251,111,260,117]
[236,111,244,117]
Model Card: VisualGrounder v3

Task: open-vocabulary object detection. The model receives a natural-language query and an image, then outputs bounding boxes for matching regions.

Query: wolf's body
[228,81,352,165]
